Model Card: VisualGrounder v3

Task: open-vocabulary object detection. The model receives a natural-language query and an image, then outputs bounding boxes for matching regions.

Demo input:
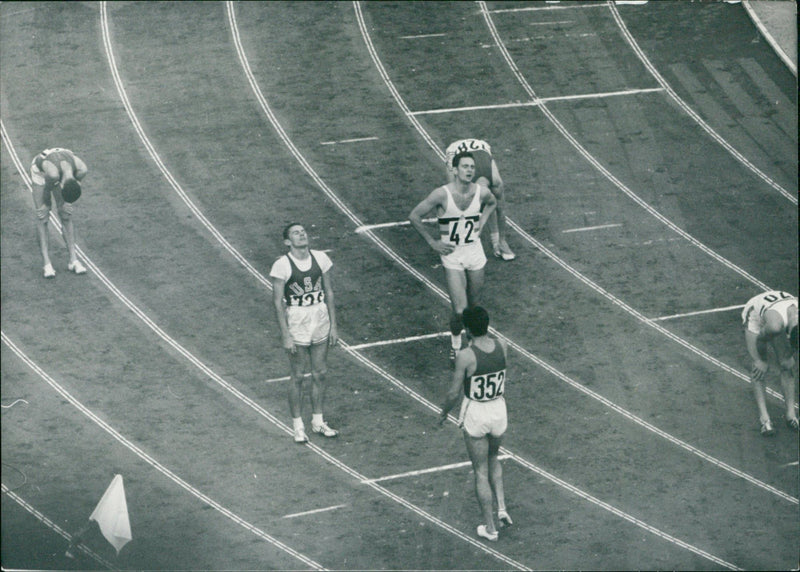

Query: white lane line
[489,3,607,13]
[283,504,347,519]
[528,20,574,25]
[353,2,780,401]
[354,2,800,496]
[232,6,757,567]
[354,217,436,233]
[409,87,663,116]
[348,332,450,351]
[264,373,311,383]
[607,2,796,203]
[562,223,623,234]
[4,113,521,570]
[742,0,796,76]
[509,32,596,42]
[652,305,746,322]
[1,484,114,569]
[478,1,776,287]
[320,136,379,145]
[363,455,512,484]
[399,32,446,39]
[105,6,533,569]
[353,0,798,504]
[1,332,326,571]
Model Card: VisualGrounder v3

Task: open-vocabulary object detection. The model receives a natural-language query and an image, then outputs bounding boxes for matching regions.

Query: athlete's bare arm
[409,187,454,255]
[271,277,295,353]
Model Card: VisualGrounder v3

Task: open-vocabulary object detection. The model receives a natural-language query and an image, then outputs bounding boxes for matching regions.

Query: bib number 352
[470,371,505,401]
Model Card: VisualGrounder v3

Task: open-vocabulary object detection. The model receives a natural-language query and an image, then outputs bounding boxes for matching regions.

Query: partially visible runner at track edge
[741,290,799,436]
[270,223,339,443]
[409,151,497,367]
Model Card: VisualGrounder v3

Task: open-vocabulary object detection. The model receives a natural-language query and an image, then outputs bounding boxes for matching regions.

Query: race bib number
[468,370,505,402]
[444,216,478,246]
[289,290,325,307]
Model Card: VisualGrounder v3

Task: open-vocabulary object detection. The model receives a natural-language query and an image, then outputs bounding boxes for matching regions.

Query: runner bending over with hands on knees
[29,147,89,278]
[741,290,799,436]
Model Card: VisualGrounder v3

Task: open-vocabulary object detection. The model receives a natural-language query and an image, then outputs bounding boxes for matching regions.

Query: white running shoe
[68,260,87,275]
[43,263,56,278]
[294,426,309,443]
[311,422,338,438]
[477,525,498,541]
[493,239,516,261]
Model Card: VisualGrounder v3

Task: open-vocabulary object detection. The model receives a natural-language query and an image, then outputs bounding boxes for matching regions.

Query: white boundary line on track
[362,455,512,484]
[741,0,797,77]
[93,2,752,566]
[94,6,530,569]
[224,0,797,511]
[1,484,114,570]
[320,136,379,145]
[352,1,792,409]
[562,223,623,233]
[283,504,347,519]
[347,332,450,351]
[607,1,796,204]
[1,124,525,572]
[354,217,435,233]
[44,5,776,568]
[489,3,607,13]
[225,4,778,565]
[0,332,326,571]
[409,87,664,116]
[399,32,447,39]
[652,305,746,322]
[477,1,776,288]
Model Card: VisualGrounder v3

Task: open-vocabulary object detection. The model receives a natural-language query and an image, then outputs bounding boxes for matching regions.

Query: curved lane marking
[607,1,795,202]
[0,332,325,571]
[1,483,113,569]
[350,4,792,406]
[2,116,528,571]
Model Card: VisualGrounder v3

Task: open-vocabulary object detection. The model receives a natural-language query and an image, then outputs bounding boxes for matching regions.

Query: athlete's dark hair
[463,306,490,337]
[452,151,475,168]
[61,178,82,203]
[790,324,798,351]
[282,222,303,240]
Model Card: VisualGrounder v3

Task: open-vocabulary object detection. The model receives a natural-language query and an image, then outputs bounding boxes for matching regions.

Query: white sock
[312,413,324,427]
[451,333,462,350]
[293,417,304,431]
[491,232,500,246]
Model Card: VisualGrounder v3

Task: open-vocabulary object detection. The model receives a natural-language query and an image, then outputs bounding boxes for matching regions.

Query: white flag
[89,474,132,555]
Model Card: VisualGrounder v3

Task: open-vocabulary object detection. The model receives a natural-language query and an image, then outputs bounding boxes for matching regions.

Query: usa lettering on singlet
[438,186,482,247]
[463,342,506,402]
[283,253,325,307]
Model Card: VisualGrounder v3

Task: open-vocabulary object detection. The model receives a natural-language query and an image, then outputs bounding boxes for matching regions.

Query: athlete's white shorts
[459,396,507,438]
[286,303,330,346]
[440,241,487,271]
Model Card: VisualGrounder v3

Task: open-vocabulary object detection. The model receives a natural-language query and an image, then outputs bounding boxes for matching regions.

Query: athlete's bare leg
[464,433,497,535]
